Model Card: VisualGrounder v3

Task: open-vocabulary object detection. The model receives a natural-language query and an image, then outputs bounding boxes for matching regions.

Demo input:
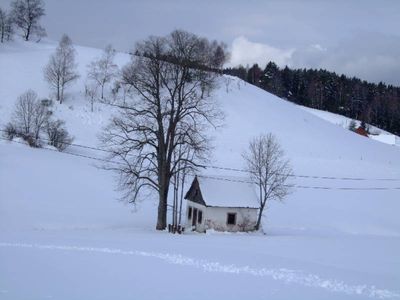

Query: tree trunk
[156,182,169,230]
[255,179,263,231]
[57,85,60,102]
[255,206,264,231]
[178,171,186,225]
[156,159,170,230]
[25,25,31,41]
[173,167,180,228]
[60,85,64,104]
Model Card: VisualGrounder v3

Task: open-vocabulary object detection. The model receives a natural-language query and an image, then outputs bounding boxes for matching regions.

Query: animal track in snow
[0,242,398,299]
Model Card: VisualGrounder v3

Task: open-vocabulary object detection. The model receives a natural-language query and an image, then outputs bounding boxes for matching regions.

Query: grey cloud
[0,0,399,85]
[290,33,400,85]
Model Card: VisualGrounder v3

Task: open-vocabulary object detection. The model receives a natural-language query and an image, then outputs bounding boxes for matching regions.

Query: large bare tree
[102,30,227,230]
[44,34,79,104]
[10,0,45,41]
[243,133,292,231]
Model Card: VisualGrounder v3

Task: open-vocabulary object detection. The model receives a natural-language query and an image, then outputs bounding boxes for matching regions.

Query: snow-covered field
[1,40,400,299]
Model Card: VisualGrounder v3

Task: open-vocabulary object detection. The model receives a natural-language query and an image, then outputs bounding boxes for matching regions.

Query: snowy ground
[1,40,400,299]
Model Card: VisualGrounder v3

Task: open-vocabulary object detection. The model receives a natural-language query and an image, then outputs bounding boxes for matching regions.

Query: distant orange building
[355,126,369,137]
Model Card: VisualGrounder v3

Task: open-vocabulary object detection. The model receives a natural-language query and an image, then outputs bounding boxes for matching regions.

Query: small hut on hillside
[184,176,259,233]
[355,126,369,137]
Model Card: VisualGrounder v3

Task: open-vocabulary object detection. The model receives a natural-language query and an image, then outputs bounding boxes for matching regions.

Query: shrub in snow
[3,122,17,140]
[361,120,370,133]
[348,119,357,131]
[46,119,73,151]
[22,132,40,147]
[40,98,53,108]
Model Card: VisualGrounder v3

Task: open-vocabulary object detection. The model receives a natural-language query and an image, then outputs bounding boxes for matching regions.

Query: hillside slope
[299,105,400,147]
[1,40,400,300]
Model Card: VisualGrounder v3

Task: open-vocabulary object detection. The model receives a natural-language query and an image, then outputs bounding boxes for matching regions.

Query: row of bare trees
[4,90,73,150]
[86,45,118,101]
[43,35,120,106]
[84,45,119,111]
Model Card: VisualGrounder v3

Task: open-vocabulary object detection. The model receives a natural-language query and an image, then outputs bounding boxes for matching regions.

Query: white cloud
[228,36,294,68]
[228,34,400,86]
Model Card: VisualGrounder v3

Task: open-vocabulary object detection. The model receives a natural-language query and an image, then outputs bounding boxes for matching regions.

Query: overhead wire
[1,137,400,191]
[1,128,399,182]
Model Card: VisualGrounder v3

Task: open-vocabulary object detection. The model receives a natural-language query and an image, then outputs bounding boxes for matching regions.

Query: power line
[94,101,400,182]
[193,174,400,191]
[197,164,400,182]
[0,137,124,165]
[1,128,400,182]
[98,101,400,182]
[2,137,399,191]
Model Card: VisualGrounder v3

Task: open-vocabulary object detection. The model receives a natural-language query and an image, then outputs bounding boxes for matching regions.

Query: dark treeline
[224,62,400,135]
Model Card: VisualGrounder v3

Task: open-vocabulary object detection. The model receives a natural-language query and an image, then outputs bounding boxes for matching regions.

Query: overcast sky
[1,0,400,85]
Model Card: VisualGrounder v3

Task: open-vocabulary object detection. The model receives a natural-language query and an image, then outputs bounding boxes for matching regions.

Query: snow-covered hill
[1,40,400,300]
[299,106,400,147]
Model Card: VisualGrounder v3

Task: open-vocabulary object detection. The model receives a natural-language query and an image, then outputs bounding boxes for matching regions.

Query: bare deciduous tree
[0,8,13,43]
[33,24,46,42]
[44,34,79,103]
[4,12,14,41]
[12,89,36,135]
[10,0,45,41]
[87,44,118,100]
[0,8,6,43]
[102,30,227,230]
[84,82,98,112]
[243,133,292,231]
[12,89,49,144]
[209,40,229,72]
